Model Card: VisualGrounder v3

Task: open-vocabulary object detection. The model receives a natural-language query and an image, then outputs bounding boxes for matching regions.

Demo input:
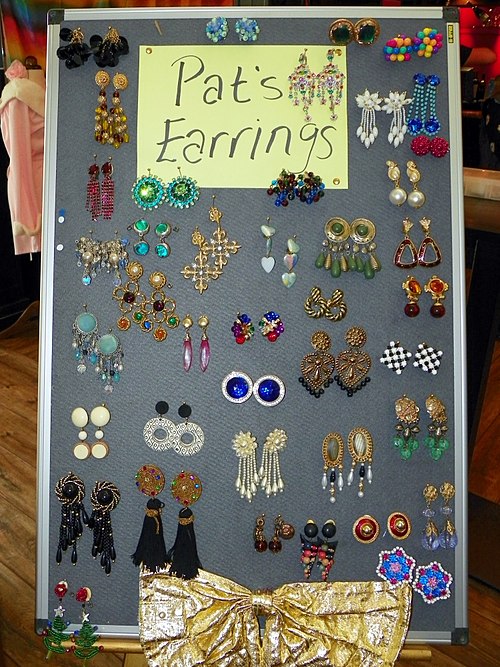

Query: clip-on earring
[382,91,412,147]
[334,326,371,396]
[232,431,259,502]
[393,395,420,460]
[299,330,336,397]
[55,472,88,565]
[132,169,167,211]
[354,18,380,45]
[317,521,337,581]
[355,89,382,148]
[300,520,319,578]
[143,401,177,452]
[347,427,373,497]
[86,156,101,221]
[288,50,316,121]
[128,219,150,256]
[418,217,442,267]
[173,403,205,457]
[100,158,114,220]
[131,464,169,572]
[380,340,412,375]
[72,306,99,375]
[386,160,407,207]
[89,404,111,459]
[322,432,345,503]
[402,276,422,318]
[91,25,129,67]
[254,513,268,552]
[198,315,211,371]
[394,218,418,268]
[94,70,111,145]
[109,72,129,148]
[424,275,449,318]
[421,484,439,551]
[88,480,120,574]
[439,482,458,549]
[317,49,345,122]
[406,160,426,208]
[328,19,355,46]
[424,394,450,460]
[259,428,288,497]
[235,18,260,43]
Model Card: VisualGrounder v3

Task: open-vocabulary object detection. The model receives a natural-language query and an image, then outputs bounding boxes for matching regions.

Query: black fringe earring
[131,465,169,572]
[55,472,88,565]
[88,480,120,575]
[168,471,203,579]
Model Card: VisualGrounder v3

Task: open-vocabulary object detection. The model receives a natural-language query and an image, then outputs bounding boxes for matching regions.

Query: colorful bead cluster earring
[267,169,325,206]
[393,395,420,459]
[300,520,337,580]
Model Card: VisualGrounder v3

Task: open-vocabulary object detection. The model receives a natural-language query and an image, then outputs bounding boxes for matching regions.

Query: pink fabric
[0,84,43,254]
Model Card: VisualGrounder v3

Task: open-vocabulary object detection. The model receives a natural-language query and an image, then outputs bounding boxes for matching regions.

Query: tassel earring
[198,315,210,372]
[168,471,203,579]
[85,156,101,221]
[317,49,345,122]
[259,428,288,497]
[94,70,110,145]
[232,431,259,502]
[55,472,89,565]
[88,480,120,574]
[355,89,381,147]
[131,464,169,572]
[100,158,114,220]
[109,72,129,148]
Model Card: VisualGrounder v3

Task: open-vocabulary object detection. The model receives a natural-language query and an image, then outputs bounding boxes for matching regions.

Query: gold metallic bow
[139,568,412,667]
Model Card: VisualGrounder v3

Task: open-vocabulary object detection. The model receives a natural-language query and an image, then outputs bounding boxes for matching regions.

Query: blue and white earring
[222,371,285,407]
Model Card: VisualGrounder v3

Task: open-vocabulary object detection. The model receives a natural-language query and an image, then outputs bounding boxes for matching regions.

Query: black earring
[88,480,120,574]
[55,472,89,565]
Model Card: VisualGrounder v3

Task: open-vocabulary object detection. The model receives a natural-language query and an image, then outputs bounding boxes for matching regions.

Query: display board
[37,6,467,647]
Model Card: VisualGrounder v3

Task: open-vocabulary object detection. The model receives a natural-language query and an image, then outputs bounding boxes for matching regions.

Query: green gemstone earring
[128,219,150,256]
[154,222,172,258]
[329,19,355,46]
[131,169,167,210]
[354,18,380,45]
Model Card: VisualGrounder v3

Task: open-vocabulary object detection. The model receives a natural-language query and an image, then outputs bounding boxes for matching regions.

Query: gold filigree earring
[334,326,371,396]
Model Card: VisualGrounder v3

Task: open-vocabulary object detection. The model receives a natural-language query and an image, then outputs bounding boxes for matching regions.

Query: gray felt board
[36,6,467,644]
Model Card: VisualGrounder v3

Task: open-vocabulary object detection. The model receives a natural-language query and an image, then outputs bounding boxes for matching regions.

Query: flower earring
[165,167,199,209]
[382,91,412,147]
[232,431,259,502]
[355,89,381,148]
[91,25,129,67]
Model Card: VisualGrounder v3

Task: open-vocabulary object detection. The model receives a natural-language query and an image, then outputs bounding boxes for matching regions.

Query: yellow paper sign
[137,46,348,189]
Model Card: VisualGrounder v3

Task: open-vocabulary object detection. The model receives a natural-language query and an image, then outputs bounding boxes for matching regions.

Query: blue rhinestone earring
[132,169,167,210]
[128,219,150,256]
[206,17,228,43]
[222,372,285,406]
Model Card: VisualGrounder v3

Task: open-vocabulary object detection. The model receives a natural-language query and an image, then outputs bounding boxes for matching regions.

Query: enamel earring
[418,217,442,267]
[198,315,210,371]
[282,236,299,288]
[260,218,276,273]
[322,432,344,503]
[394,218,418,268]
[406,160,426,208]
[402,276,422,317]
[425,275,449,318]
[393,395,420,460]
[386,160,407,206]
[288,50,316,121]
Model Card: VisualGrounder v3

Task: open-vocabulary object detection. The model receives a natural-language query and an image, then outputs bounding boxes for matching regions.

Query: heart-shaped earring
[282,236,299,288]
[260,218,276,273]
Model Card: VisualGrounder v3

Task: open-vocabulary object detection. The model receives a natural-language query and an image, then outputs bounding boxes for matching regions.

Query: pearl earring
[406,160,426,208]
[386,160,408,206]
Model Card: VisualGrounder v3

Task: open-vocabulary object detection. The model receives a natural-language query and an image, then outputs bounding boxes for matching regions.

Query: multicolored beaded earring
[232,313,255,344]
[317,49,345,122]
[288,50,316,121]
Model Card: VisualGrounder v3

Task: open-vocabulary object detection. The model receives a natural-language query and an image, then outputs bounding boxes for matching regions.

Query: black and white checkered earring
[379,340,412,374]
[413,342,443,375]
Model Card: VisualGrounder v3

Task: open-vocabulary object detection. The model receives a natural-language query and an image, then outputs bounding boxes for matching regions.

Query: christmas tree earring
[43,581,70,658]
[72,587,103,660]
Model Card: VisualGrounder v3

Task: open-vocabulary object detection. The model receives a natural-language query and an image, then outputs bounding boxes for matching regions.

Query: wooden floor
[0,309,498,666]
